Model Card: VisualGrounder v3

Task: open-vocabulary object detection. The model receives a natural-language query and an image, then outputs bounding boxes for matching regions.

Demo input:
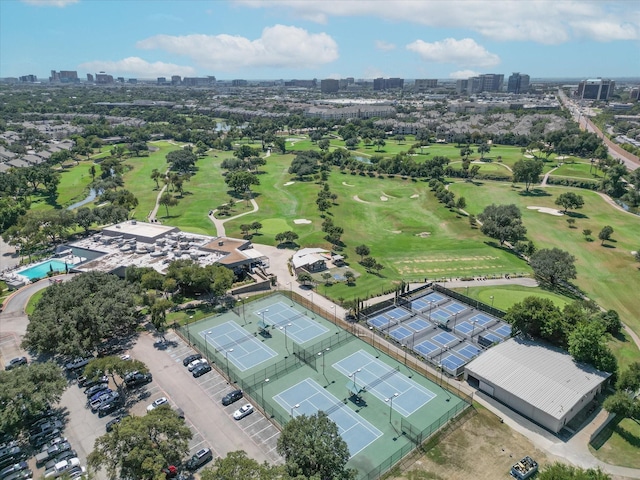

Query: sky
[1,0,639,81]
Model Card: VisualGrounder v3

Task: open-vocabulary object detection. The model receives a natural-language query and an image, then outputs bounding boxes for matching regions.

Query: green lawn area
[25,289,44,315]
[590,417,640,468]
[449,181,640,337]
[550,161,605,180]
[451,284,572,311]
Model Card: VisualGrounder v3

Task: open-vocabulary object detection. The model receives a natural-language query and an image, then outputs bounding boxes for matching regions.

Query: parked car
[64,356,92,371]
[89,388,113,403]
[44,457,80,478]
[105,414,129,432]
[192,363,212,378]
[98,397,122,417]
[4,468,32,480]
[0,446,25,470]
[91,392,119,412]
[30,429,62,448]
[0,461,28,478]
[30,419,63,437]
[44,450,77,471]
[85,384,110,398]
[182,354,202,366]
[232,403,254,420]
[187,359,207,372]
[221,389,243,406]
[79,375,108,389]
[36,442,72,466]
[185,448,213,471]
[147,397,168,412]
[5,356,27,370]
[125,372,152,387]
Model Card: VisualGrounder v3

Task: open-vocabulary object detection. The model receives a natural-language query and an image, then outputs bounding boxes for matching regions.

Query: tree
[477,143,491,159]
[529,248,577,286]
[22,272,139,357]
[603,391,637,420]
[477,204,527,246]
[150,169,163,189]
[83,356,149,392]
[555,192,584,213]
[321,272,333,285]
[583,229,592,241]
[275,231,299,246]
[538,462,611,480]
[0,362,66,436]
[598,225,614,245]
[297,272,313,287]
[277,411,356,480]
[355,244,370,261]
[616,362,640,393]
[566,218,576,228]
[512,158,544,192]
[568,321,617,373]
[460,145,473,161]
[597,309,622,336]
[159,192,179,217]
[75,207,96,234]
[225,171,259,194]
[88,406,192,480]
[504,296,563,343]
[200,451,284,480]
[166,148,197,173]
[250,221,262,234]
[361,256,377,272]
[150,298,174,333]
[344,270,356,285]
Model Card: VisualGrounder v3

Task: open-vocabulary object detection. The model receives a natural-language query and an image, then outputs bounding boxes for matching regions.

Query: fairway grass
[451,284,572,311]
[450,181,640,336]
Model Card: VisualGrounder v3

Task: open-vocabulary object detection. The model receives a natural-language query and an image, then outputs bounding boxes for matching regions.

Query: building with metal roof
[464,338,610,433]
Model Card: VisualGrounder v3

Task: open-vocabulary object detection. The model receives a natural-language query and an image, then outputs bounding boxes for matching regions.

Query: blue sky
[1,0,638,80]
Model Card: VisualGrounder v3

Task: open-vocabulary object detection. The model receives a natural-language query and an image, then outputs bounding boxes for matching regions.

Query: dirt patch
[353,195,371,204]
[388,230,402,234]
[410,194,419,199]
[380,196,388,201]
[293,219,311,224]
[342,182,355,187]
[416,232,431,238]
[527,206,563,216]
[381,191,397,198]
[392,407,554,480]
[283,181,295,186]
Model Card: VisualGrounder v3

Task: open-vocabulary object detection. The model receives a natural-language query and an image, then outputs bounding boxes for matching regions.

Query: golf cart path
[208,198,259,237]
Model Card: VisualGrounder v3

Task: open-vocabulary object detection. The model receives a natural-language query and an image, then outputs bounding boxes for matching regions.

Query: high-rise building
[630,86,640,102]
[19,74,37,83]
[95,72,114,84]
[171,75,182,85]
[455,79,469,94]
[577,78,615,100]
[182,76,216,86]
[86,73,94,82]
[232,79,248,87]
[507,73,530,94]
[414,79,438,92]
[320,78,339,93]
[50,70,79,83]
[373,77,404,91]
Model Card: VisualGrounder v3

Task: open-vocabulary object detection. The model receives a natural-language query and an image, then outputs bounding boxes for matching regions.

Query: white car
[147,397,168,412]
[232,403,254,420]
[119,354,131,361]
[187,358,207,372]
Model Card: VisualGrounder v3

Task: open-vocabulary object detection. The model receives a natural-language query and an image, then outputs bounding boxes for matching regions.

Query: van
[185,448,213,471]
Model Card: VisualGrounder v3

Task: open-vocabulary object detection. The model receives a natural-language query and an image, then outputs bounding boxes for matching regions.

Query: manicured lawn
[25,289,44,315]
[450,181,640,336]
[451,284,572,311]
[590,417,640,468]
[55,160,95,207]
[550,161,604,180]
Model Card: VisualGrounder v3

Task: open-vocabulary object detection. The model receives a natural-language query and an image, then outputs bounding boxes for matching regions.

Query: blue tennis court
[443,302,466,314]
[454,321,474,335]
[389,326,413,342]
[410,298,431,311]
[429,309,451,322]
[256,302,329,344]
[440,353,466,371]
[469,313,494,327]
[455,343,481,360]
[494,324,512,337]
[481,332,502,343]
[334,350,436,417]
[432,331,459,347]
[274,378,382,457]
[413,340,440,357]
[385,307,412,321]
[367,314,393,330]
[200,321,277,371]
[423,292,445,303]
[405,318,431,332]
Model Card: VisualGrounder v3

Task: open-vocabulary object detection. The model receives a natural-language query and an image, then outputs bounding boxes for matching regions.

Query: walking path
[208,198,259,237]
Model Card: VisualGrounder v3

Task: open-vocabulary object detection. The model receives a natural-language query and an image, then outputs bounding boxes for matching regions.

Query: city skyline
[1,0,638,81]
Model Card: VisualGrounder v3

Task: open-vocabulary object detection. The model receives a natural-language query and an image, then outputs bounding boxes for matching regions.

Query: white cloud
[137,25,338,72]
[78,57,196,78]
[406,38,500,68]
[375,40,396,52]
[21,0,78,5]
[233,0,639,44]
[449,70,480,79]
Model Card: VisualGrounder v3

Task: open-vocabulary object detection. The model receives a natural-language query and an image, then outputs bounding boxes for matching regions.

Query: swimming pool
[17,259,73,280]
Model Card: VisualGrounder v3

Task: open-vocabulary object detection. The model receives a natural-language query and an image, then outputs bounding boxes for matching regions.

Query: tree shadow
[519,188,551,197]
[602,243,616,249]
[565,211,588,219]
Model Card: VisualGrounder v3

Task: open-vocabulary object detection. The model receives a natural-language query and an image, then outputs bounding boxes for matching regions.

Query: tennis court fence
[292,344,317,371]
[432,284,505,318]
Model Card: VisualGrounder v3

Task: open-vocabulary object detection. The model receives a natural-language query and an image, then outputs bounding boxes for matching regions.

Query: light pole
[286,281,293,306]
[225,348,234,381]
[438,363,450,401]
[307,292,314,317]
[259,309,269,327]
[317,348,330,376]
[290,403,300,418]
[385,392,399,423]
[204,330,213,360]
[261,378,269,401]
[241,297,247,325]
[401,344,407,365]
[471,319,477,339]
[465,285,469,298]
[490,295,494,308]
[331,304,336,325]
[280,323,292,351]
[348,368,362,392]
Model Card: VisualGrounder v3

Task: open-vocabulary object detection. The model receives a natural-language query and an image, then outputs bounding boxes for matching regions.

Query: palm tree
[159,192,178,217]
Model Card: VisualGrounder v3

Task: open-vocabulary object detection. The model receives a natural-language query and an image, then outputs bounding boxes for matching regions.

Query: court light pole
[490,295,494,308]
[317,347,330,377]
[348,368,362,391]
[241,297,247,325]
[260,309,269,327]
[331,305,337,325]
[286,281,293,306]
[204,330,213,360]
[261,378,269,402]
[401,344,407,365]
[307,292,315,317]
[471,319,477,339]
[280,323,292,351]
[385,392,399,423]
[369,326,376,349]
[225,348,234,381]
[290,403,300,418]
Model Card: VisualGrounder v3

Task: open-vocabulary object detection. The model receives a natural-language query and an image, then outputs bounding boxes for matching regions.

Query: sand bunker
[293,219,312,224]
[388,230,401,234]
[380,196,388,201]
[524,154,534,159]
[283,181,295,186]
[527,206,564,216]
[342,182,354,187]
[353,195,371,204]
[381,191,396,198]
[556,155,568,160]
[410,194,419,199]
[416,232,431,238]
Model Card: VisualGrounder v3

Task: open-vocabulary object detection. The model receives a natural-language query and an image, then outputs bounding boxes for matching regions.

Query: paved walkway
[208,198,259,237]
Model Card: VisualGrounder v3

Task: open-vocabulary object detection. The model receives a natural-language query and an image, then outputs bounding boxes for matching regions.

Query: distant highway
[557,89,639,171]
